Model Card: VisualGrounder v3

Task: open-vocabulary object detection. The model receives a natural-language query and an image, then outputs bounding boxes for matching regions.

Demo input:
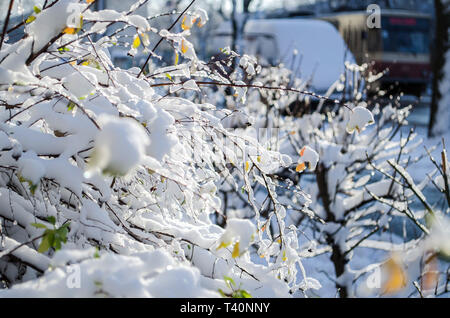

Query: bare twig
[152,80,353,109]
[440,139,450,208]
[0,0,15,52]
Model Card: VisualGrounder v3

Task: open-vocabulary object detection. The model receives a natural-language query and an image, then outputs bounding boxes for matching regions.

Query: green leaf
[36,222,70,253]
[55,224,69,247]
[38,234,50,253]
[218,289,227,298]
[30,183,37,195]
[67,101,76,111]
[54,237,62,250]
[56,226,68,239]
[46,231,55,247]
[31,223,47,229]
[60,222,71,229]
[165,73,173,82]
[47,216,56,225]
[58,47,70,54]
[33,6,41,14]
[224,276,235,288]
[239,290,252,298]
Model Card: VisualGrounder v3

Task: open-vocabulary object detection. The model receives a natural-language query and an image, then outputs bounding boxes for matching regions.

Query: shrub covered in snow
[0,0,448,298]
[202,58,450,297]
[0,0,317,297]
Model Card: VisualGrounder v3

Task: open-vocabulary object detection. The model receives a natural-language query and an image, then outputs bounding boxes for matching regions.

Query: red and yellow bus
[319,10,432,96]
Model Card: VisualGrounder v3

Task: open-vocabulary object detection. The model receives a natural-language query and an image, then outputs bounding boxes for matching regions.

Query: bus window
[381,17,430,54]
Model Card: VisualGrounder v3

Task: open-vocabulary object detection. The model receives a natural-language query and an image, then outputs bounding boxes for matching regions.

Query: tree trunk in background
[429,0,450,137]
[316,164,349,298]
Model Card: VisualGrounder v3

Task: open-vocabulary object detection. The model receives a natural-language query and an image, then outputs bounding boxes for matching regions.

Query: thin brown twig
[152,80,353,109]
[0,233,45,259]
[440,139,450,208]
[0,0,15,52]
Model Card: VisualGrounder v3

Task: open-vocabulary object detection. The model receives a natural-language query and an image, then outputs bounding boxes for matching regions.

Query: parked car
[210,18,355,95]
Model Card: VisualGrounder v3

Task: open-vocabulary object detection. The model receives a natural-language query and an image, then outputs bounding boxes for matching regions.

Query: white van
[211,19,354,94]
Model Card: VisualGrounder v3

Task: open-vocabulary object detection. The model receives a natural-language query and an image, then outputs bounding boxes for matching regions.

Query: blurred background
[0,0,446,131]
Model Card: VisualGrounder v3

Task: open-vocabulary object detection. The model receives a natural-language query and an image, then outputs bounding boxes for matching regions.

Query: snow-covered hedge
[0,0,319,297]
[0,0,448,298]
[201,58,450,297]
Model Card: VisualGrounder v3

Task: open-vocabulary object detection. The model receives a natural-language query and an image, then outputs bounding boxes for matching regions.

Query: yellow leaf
[260,224,267,232]
[257,156,261,163]
[87,0,96,3]
[174,52,179,66]
[63,27,76,34]
[25,15,36,24]
[132,34,141,49]
[216,241,231,251]
[422,254,438,291]
[382,257,407,295]
[300,146,306,157]
[181,40,188,54]
[245,161,250,172]
[296,162,306,172]
[140,33,150,47]
[181,16,198,30]
[63,16,82,35]
[282,250,287,262]
[181,16,190,30]
[181,16,187,30]
[232,241,240,258]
